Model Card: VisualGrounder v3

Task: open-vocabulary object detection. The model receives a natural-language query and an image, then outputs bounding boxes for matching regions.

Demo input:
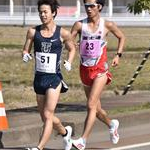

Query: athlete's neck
[87,15,101,33]
[41,22,56,38]
[88,14,101,23]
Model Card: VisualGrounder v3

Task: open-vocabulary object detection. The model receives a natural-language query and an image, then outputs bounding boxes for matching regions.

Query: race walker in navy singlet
[33,25,68,94]
[22,1,76,150]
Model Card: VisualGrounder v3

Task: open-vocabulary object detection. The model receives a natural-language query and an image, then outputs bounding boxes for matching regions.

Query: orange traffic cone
[0,82,8,130]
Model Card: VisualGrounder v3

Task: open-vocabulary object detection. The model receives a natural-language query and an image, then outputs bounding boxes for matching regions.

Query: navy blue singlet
[33,25,68,94]
[34,25,62,74]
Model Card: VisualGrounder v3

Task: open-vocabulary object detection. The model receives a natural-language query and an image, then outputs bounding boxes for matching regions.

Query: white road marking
[109,142,150,150]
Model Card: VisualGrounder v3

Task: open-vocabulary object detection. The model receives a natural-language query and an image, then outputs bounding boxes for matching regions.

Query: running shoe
[25,147,40,150]
[72,138,86,150]
[63,126,73,150]
[109,119,119,144]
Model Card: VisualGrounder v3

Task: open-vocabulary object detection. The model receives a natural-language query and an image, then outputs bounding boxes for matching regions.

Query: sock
[110,120,115,129]
[62,129,68,137]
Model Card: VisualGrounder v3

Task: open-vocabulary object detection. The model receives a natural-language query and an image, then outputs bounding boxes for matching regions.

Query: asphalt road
[1,92,150,150]
[23,121,149,150]
[1,122,150,150]
[76,122,150,150]
[0,123,150,150]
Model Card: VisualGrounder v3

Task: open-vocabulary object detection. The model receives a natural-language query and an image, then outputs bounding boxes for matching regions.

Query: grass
[0,26,150,110]
[0,26,150,50]
[108,102,150,115]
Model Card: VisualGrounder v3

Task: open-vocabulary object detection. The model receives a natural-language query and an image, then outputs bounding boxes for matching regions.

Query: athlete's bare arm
[23,27,36,54]
[105,21,125,66]
[71,21,82,42]
[105,21,125,54]
[60,27,76,64]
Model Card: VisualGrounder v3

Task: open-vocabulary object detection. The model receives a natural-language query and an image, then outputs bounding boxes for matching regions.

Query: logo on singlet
[41,42,52,53]
[83,35,101,40]
[51,39,58,42]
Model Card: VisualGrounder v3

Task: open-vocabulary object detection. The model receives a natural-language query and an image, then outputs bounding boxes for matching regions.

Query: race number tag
[36,52,57,73]
[80,40,101,58]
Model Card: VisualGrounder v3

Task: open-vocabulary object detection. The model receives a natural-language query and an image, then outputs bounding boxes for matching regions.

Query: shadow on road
[6,103,87,114]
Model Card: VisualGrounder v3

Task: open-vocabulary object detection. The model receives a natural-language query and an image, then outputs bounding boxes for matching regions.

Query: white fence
[0,5,150,26]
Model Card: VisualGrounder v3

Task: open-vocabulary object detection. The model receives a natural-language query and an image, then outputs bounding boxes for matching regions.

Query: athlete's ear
[98,4,102,11]
[52,12,56,18]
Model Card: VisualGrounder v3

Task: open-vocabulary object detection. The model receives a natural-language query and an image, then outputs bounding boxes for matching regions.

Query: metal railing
[0,5,150,26]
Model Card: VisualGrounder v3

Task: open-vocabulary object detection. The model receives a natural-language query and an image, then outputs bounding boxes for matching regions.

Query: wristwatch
[116,52,122,58]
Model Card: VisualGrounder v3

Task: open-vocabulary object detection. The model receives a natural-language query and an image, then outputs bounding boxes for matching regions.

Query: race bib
[80,40,101,58]
[36,52,57,73]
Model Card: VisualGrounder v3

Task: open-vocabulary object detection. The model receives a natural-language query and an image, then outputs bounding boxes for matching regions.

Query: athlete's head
[83,0,105,12]
[37,0,60,18]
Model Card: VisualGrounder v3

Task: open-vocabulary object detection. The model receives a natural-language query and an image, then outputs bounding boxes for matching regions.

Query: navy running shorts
[33,73,68,95]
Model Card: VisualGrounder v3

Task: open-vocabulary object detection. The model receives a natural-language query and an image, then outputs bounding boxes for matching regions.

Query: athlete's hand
[111,56,119,67]
[23,51,32,62]
[64,60,71,71]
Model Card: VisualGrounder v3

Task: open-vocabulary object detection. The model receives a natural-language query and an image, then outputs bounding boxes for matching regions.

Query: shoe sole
[72,143,84,150]
[111,120,119,144]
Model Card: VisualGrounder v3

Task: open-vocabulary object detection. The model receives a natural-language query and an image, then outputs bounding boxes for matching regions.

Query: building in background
[0,0,150,26]
[0,0,143,17]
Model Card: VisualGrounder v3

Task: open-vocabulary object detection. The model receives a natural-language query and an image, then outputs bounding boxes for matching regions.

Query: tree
[127,0,150,14]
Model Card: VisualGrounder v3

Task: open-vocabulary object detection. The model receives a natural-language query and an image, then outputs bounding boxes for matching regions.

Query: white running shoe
[63,126,73,150]
[109,119,119,144]
[72,138,86,150]
[25,147,40,150]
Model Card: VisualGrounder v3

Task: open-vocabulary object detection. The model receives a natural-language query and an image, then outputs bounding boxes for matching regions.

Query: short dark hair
[37,0,60,18]
[96,0,105,7]
[83,0,105,7]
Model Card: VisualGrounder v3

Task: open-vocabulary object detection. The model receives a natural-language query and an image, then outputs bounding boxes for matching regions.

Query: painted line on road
[110,142,150,150]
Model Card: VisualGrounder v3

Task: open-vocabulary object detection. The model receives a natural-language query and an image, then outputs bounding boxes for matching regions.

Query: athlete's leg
[36,89,72,150]
[36,94,67,135]
[83,77,119,144]
[72,75,108,150]
[82,74,108,140]
[84,87,110,125]
[96,100,111,127]
[84,87,111,128]
[53,116,66,134]
[36,94,45,122]
[37,83,61,150]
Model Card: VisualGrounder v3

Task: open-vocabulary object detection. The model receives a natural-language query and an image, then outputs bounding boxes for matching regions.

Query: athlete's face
[38,5,54,24]
[84,0,101,18]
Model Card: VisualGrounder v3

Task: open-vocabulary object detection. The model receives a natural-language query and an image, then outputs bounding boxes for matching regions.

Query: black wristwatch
[116,52,122,58]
